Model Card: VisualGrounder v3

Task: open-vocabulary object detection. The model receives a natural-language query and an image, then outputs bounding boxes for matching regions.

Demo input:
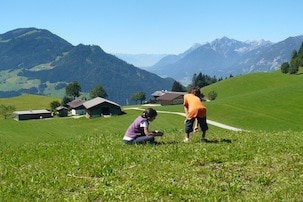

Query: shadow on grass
[202,138,232,144]
[153,141,180,145]
[153,138,232,145]
[123,138,233,146]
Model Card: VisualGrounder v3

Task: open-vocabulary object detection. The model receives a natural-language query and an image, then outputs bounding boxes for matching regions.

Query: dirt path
[124,107,244,132]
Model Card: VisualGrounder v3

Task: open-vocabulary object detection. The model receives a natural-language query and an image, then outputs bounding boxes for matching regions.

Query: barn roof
[66,100,86,108]
[152,90,186,97]
[56,106,68,110]
[157,93,185,101]
[13,109,51,115]
[83,97,121,109]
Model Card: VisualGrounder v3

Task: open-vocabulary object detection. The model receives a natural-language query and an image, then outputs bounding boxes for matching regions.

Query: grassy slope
[0,116,302,201]
[0,94,61,110]
[202,71,303,131]
[1,72,303,200]
[0,108,188,148]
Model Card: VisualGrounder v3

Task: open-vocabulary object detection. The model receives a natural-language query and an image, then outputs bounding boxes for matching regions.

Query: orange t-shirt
[183,93,206,119]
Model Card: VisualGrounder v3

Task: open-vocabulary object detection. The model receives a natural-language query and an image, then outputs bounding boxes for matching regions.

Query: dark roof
[157,93,185,101]
[67,100,86,108]
[56,106,68,110]
[83,97,121,109]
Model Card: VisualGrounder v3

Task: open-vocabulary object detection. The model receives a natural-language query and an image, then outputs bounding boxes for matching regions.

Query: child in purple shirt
[123,108,163,144]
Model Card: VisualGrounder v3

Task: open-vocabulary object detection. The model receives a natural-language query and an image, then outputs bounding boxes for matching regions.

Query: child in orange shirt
[183,86,208,142]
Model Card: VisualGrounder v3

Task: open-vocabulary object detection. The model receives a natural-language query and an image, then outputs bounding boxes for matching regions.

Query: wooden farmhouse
[66,99,86,115]
[83,97,122,118]
[13,109,52,121]
[152,91,187,105]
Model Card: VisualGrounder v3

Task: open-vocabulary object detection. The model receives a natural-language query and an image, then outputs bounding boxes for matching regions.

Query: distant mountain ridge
[147,36,303,84]
[107,36,302,84]
[0,28,175,105]
[114,53,168,68]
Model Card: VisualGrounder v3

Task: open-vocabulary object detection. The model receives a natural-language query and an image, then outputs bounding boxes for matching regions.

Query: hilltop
[202,70,303,131]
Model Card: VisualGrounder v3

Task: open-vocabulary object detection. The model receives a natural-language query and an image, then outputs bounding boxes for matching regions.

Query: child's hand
[194,127,199,133]
[154,130,164,136]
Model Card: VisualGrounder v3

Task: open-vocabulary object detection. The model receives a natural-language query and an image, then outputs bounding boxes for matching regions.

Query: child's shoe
[184,138,189,143]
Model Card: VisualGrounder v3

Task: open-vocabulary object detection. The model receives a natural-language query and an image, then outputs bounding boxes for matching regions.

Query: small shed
[157,92,186,105]
[83,97,122,118]
[13,109,52,121]
[56,106,68,117]
[66,100,86,115]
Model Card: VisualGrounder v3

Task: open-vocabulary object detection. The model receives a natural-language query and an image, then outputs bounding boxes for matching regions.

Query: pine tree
[171,81,185,92]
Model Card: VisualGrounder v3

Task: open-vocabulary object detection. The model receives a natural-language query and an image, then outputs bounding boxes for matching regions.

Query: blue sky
[1,0,303,54]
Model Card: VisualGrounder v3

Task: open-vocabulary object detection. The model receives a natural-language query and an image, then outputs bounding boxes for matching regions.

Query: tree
[289,57,300,74]
[50,100,61,112]
[90,84,108,99]
[62,96,73,106]
[65,81,81,99]
[297,42,303,68]
[281,62,290,74]
[297,42,303,59]
[0,104,16,119]
[131,91,146,104]
[291,50,298,59]
[171,81,186,92]
[191,72,218,88]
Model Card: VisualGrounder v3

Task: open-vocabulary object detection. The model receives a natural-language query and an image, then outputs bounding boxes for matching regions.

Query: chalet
[151,90,169,100]
[83,97,122,118]
[152,91,187,105]
[13,109,52,121]
[66,99,86,115]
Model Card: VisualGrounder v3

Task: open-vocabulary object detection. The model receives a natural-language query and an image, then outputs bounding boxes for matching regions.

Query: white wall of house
[71,109,86,115]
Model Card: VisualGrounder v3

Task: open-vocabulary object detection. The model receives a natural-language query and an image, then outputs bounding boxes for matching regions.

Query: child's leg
[133,135,155,144]
[197,117,208,140]
[202,130,206,139]
[184,119,195,141]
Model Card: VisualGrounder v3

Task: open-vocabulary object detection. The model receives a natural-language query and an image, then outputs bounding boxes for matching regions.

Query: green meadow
[0,71,303,201]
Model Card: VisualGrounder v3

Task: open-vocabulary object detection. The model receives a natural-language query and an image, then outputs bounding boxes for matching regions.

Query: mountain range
[1,27,302,104]
[118,36,303,84]
[0,28,174,105]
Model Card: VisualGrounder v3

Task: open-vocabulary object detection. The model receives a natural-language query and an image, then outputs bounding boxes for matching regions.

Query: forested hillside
[0,28,174,104]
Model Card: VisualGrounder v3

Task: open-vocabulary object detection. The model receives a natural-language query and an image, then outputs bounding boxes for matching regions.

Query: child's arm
[143,127,163,136]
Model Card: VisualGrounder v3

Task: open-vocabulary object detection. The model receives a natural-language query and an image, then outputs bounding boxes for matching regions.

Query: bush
[207,91,217,100]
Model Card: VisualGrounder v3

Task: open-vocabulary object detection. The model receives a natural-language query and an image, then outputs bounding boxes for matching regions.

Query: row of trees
[171,72,219,100]
[281,42,303,74]
[50,81,108,112]
[172,72,222,92]
[63,81,147,104]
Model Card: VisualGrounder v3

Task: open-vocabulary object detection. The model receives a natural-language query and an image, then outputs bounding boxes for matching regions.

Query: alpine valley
[1,28,303,105]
